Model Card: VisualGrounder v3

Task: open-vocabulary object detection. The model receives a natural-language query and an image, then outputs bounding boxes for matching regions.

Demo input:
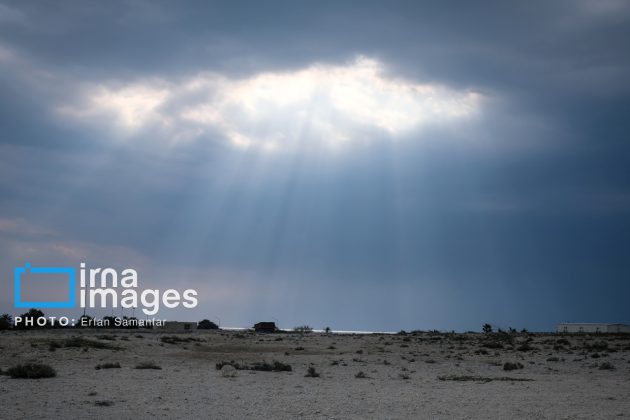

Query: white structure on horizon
[556,323,630,333]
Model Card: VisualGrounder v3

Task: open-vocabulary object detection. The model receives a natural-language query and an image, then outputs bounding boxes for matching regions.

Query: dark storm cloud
[2,1,629,87]
[1,1,629,330]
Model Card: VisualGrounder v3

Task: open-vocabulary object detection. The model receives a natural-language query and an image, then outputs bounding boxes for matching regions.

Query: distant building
[155,321,197,331]
[556,323,630,333]
[254,322,277,333]
[197,319,219,330]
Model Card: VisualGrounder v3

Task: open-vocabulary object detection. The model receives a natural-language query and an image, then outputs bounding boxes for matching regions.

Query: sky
[1,0,629,332]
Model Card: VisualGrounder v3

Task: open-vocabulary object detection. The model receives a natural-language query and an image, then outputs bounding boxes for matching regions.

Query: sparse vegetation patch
[7,363,56,379]
[49,337,121,350]
[438,375,533,383]
[135,361,162,370]
[95,362,121,370]
[503,362,524,371]
[160,335,204,344]
[305,366,320,377]
[215,360,292,372]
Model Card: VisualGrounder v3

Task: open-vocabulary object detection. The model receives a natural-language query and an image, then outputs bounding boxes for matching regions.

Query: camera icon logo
[14,263,76,308]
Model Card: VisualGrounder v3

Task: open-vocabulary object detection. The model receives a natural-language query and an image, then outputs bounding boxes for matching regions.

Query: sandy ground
[1,329,629,419]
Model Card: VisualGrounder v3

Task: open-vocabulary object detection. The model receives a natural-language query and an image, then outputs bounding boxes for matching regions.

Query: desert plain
[1,329,629,419]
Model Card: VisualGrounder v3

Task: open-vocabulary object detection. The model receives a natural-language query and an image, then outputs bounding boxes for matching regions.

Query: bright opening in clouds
[58,57,482,151]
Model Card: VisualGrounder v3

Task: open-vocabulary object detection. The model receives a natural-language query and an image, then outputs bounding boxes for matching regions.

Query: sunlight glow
[58,57,482,151]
